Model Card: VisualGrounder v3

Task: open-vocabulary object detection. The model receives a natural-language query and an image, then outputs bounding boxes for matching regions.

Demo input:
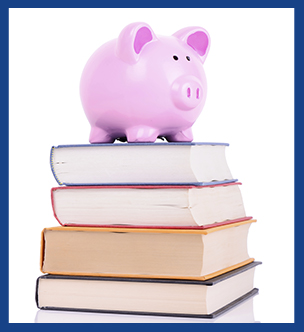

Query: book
[35,294,259,323]
[36,261,261,319]
[40,219,255,280]
[50,142,237,186]
[51,182,251,228]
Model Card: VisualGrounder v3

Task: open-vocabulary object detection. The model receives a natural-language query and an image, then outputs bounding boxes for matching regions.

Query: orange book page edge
[42,219,256,235]
[40,258,255,281]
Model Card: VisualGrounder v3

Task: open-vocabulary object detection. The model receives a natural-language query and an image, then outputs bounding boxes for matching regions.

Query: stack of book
[36,142,261,319]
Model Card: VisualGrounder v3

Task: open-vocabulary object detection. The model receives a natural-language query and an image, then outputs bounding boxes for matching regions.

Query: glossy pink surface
[80,22,210,143]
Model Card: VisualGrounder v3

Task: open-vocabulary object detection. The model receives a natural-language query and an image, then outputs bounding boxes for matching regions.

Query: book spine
[35,277,40,308]
[40,229,47,272]
[50,147,63,186]
[50,188,64,226]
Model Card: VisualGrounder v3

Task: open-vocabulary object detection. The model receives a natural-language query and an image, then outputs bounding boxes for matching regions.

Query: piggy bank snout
[171,76,203,111]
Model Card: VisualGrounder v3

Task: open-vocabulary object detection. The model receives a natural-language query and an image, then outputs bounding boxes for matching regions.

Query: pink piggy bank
[80,22,210,143]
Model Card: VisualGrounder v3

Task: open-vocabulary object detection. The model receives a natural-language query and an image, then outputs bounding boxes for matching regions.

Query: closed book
[35,294,259,323]
[51,182,251,228]
[36,261,261,319]
[40,219,256,280]
[50,142,236,186]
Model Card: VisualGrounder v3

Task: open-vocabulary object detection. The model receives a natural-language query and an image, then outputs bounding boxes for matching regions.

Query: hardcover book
[35,294,259,323]
[40,219,256,280]
[50,142,236,186]
[51,182,251,228]
[36,261,261,319]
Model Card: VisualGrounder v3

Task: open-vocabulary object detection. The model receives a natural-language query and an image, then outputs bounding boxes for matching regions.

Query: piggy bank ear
[116,22,157,64]
[173,27,210,63]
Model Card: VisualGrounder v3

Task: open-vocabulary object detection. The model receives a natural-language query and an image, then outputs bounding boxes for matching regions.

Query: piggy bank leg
[126,126,158,143]
[165,128,193,142]
[89,126,115,144]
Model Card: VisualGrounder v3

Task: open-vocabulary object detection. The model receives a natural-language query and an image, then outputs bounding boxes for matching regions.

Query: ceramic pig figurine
[80,22,210,143]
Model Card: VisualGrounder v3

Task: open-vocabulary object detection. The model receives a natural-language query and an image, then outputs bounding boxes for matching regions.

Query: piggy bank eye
[186,56,190,61]
[173,55,179,61]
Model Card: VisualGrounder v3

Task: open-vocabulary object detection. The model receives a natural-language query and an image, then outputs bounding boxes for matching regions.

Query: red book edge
[51,182,241,191]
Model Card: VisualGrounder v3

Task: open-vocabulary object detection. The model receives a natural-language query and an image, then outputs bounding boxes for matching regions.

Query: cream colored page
[200,223,251,275]
[38,278,207,315]
[43,230,203,277]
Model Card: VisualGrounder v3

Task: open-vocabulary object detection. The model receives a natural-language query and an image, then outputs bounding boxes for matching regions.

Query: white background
[9,8,294,323]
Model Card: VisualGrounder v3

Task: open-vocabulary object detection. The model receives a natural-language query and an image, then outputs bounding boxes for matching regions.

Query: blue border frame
[4,0,299,329]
